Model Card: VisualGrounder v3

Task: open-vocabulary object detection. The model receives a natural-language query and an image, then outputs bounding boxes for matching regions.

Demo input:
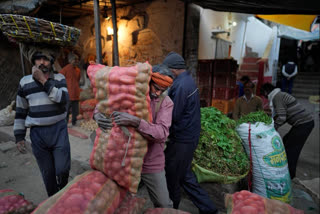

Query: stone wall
[0,0,188,109]
[74,0,185,66]
[184,3,201,77]
[0,34,25,109]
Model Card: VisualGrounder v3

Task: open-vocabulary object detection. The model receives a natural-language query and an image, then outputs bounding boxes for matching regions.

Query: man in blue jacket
[163,52,218,214]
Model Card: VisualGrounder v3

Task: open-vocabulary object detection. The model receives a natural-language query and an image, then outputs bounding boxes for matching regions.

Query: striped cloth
[14,72,69,142]
[271,90,313,129]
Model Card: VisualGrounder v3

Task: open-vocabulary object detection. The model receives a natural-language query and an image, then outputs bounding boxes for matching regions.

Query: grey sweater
[272,91,313,129]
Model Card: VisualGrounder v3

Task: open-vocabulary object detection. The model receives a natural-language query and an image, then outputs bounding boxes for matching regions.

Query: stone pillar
[183,3,201,78]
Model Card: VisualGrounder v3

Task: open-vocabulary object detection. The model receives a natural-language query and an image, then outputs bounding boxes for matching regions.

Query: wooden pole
[93,0,102,64]
[182,0,189,59]
[111,0,119,66]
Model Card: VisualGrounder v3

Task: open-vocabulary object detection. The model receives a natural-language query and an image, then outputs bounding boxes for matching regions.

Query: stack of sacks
[32,170,127,214]
[224,190,304,214]
[114,194,146,214]
[144,208,191,214]
[88,63,152,193]
[80,99,99,120]
[32,62,152,213]
[0,189,36,214]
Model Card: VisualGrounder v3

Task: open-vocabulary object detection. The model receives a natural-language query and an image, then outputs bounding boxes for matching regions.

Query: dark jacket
[168,71,201,143]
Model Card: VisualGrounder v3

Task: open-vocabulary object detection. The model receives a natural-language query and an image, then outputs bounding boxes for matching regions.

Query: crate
[197,60,213,107]
[213,72,236,88]
[234,85,239,98]
[212,98,235,114]
[213,59,238,73]
[212,87,237,100]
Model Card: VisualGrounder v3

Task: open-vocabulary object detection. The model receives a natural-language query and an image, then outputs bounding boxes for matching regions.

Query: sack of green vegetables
[236,111,292,204]
[192,107,249,184]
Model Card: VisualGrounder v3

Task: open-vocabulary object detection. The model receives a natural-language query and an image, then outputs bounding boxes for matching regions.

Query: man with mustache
[233,81,263,120]
[14,46,71,197]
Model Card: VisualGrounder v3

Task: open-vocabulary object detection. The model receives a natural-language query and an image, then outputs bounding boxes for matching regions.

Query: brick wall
[74,0,185,67]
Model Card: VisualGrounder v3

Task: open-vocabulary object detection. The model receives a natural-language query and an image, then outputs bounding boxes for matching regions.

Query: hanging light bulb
[107,27,114,35]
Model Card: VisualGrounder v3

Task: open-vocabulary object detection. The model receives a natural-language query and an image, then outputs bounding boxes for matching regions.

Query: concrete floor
[277,98,319,181]
[0,98,318,213]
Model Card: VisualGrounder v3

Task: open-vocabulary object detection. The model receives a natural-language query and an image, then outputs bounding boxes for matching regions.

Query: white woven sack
[0,101,15,126]
[236,121,292,204]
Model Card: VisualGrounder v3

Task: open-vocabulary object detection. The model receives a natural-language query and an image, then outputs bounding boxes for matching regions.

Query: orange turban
[151,72,173,88]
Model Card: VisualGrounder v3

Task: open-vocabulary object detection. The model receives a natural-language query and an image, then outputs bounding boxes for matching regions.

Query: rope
[60,24,66,39]
[10,15,19,35]
[120,126,131,167]
[0,15,5,24]
[23,16,33,37]
[68,28,71,41]
[50,22,57,37]
[248,123,253,191]
[35,18,42,36]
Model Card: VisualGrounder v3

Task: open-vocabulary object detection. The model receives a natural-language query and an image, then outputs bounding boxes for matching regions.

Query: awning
[190,0,320,15]
[256,15,317,32]
[278,24,319,41]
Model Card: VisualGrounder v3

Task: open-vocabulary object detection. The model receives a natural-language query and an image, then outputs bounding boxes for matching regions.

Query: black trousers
[165,141,218,214]
[283,120,314,179]
[30,120,71,196]
[66,100,79,125]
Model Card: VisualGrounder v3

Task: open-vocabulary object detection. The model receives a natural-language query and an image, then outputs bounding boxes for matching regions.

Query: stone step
[294,79,320,85]
[296,72,320,77]
[237,70,259,80]
[297,75,320,79]
[238,70,259,73]
[294,83,320,89]
[292,87,319,94]
[293,93,313,99]
[246,52,259,58]
[295,77,320,82]
[240,63,260,70]
[243,57,260,64]
[237,70,258,74]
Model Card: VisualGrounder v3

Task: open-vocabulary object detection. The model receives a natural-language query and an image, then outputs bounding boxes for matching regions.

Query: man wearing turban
[94,64,174,208]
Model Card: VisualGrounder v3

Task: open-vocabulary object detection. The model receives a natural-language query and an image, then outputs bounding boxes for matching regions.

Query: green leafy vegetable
[194,107,249,176]
[236,111,272,126]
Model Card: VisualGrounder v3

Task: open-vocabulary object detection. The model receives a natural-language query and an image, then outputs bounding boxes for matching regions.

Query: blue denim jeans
[30,119,70,196]
[165,141,218,214]
[281,77,294,94]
